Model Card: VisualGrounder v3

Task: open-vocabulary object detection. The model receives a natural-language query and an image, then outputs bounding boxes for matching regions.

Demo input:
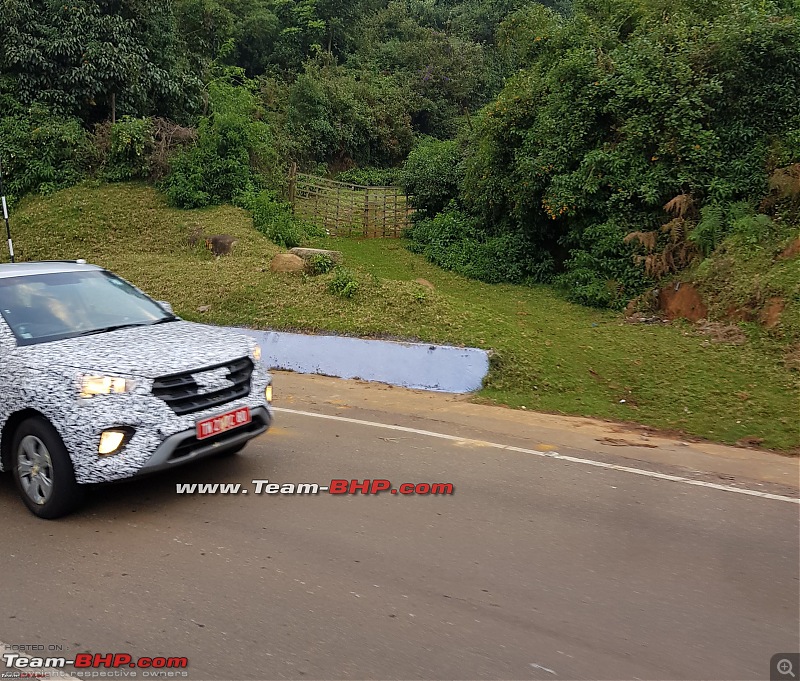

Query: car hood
[19,320,256,379]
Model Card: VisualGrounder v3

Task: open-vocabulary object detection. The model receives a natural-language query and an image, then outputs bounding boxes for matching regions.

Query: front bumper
[135,405,272,475]
[58,369,273,484]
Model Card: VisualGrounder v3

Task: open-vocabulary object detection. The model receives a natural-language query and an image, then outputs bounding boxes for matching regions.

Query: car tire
[214,442,248,458]
[11,417,85,519]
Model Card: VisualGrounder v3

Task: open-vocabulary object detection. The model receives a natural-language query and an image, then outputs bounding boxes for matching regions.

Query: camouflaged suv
[0,261,273,518]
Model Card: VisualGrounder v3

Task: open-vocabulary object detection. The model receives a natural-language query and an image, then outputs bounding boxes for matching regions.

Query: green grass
[10,182,800,450]
[691,230,800,346]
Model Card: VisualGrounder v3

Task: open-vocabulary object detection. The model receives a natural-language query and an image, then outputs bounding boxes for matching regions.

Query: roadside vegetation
[2,0,798,450]
[2,0,797,307]
[12,183,799,451]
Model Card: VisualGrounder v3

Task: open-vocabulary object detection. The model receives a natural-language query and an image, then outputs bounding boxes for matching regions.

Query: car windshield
[0,269,175,346]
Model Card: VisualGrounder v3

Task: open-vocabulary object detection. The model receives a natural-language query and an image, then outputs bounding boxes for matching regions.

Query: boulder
[289,247,344,264]
[270,253,305,273]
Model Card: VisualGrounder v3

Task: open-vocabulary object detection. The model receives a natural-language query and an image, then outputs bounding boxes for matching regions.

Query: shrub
[241,190,322,248]
[406,205,551,284]
[102,117,155,181]
[306,253,335,275]
[688,201,778,255]
[328,267,360,298]
[336,167,400,186]
[0,106,91,202]
[729,207,775,249]
[559,221,652,309]
[283,60,414,168]
[399,138,463,217]
[161,78,277,209]
[162,114,262,208]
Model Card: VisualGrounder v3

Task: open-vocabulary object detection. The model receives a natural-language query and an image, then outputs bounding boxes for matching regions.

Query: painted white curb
[232,329,489,393]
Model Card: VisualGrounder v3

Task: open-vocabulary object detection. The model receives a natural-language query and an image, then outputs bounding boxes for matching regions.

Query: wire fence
[288,164,413,237]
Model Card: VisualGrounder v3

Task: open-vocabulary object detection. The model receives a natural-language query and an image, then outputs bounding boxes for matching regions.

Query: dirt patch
[784,344,800,371]
[759,297,786,328]
[694,320,747,345]
[778,238,800,260]
[624,312,669,325]
[725,304,758,323]
[735,436,766,448]
[596,436,658,448]
[657,283,708,321]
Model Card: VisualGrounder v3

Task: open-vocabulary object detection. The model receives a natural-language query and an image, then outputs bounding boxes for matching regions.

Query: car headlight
[79,375,136,398]
[252,344,262,362]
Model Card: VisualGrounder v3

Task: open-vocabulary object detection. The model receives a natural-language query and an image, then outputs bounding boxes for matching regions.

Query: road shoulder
[272,371,800,494]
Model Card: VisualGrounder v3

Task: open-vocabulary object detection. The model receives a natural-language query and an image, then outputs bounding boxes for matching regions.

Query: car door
[0,314,21,465]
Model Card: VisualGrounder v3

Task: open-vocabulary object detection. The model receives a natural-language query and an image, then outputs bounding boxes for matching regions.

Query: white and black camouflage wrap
[0,318,273,483]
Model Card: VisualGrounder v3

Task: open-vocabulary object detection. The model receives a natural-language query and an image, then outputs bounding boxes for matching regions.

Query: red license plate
[196,406,251,440]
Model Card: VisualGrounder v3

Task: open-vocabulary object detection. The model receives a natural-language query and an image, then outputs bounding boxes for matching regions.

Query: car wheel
[214,442,248,458]
[12,417,85,519]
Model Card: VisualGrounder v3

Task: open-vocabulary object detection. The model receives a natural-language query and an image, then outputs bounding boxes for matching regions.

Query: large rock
[270,253,305,273]
[289,247,344,264]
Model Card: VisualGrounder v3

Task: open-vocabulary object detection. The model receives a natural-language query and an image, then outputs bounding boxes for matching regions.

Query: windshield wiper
[76,315,177,337]
[148,315,178,325]
[77,322,151,337]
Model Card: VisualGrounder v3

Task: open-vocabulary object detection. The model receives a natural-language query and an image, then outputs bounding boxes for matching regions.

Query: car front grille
[152,356,253,416]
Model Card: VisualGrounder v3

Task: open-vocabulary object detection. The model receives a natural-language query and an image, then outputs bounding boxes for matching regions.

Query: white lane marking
[273,407,800,504]
[530,662,557,675]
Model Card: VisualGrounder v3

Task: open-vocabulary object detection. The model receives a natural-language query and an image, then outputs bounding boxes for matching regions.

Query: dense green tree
[1,0,198,122]
[280,57,413,167]
[353,1,488,137]
[175,0,236,71]
[406,0,800,306]
[161,74,278,207]
[233,5,281,75]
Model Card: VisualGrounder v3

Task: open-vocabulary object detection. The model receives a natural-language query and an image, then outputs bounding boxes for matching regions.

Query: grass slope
[10,182,799,450]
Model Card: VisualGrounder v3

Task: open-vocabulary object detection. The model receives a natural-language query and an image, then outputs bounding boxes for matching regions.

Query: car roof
[0,261,103,279]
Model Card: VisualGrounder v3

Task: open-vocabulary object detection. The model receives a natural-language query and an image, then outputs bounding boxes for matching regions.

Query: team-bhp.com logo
[2,652,188,671]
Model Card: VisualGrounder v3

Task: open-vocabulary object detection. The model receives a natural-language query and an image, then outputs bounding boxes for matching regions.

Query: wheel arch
[1,408,49,471]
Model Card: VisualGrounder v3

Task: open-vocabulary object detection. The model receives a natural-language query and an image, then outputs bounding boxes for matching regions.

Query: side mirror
[158,301,174,315]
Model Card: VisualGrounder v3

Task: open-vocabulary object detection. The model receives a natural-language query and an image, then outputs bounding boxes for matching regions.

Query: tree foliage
[1,0,198,122]
[407,0,800,307]
[161,73,277,207]
[4,0,798,312]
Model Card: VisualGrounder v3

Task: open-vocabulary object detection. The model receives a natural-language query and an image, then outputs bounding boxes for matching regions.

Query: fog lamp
[98,429,130,455]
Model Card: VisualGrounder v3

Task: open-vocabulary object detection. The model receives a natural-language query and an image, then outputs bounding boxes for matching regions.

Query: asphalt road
[1,377,798,681]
